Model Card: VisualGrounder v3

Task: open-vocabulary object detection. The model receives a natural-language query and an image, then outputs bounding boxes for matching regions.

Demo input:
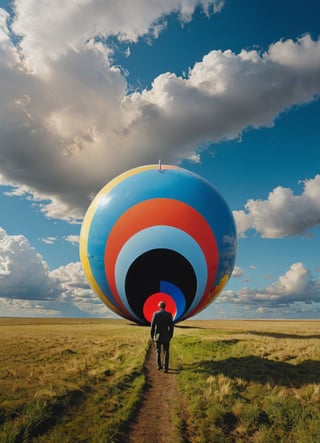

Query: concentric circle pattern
[79,164,237,324]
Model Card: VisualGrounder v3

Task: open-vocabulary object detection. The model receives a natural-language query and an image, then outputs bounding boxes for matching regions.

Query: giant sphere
[80,164,237,324]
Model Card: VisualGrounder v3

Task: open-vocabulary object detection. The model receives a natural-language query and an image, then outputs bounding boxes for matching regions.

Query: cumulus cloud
[0,2,319,221]
[0,227,57,299]
[0,227,112,317]
[49,262,112,316]
[12,0,223,70]
[234,174,320,238]
[219,262,320,307]
[258,263,320,304]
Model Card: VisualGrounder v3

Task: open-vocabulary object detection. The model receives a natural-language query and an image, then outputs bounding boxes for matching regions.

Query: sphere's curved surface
[80,164,237,324]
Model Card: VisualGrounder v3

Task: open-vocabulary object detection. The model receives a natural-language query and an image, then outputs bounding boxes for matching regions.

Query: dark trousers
[155,340,170,370]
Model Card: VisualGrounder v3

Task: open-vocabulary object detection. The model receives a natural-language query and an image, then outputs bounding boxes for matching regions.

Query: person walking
[150,301,174,372]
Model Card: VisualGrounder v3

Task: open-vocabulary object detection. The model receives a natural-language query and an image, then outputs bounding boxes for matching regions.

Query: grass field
[172,320,320,442]
[1,318,320,442]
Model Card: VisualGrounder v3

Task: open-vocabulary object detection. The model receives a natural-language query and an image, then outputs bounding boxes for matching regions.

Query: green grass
[0,318,149,442]
[172,320,320,442]
[1,318,320,442]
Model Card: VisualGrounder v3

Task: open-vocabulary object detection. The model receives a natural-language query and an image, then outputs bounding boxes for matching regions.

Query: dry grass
[0,318,149,442]
[172,320,320,442]
[1,318,320,442]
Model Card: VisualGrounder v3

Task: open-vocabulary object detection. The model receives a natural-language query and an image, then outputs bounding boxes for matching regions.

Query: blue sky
[0,0,319,319]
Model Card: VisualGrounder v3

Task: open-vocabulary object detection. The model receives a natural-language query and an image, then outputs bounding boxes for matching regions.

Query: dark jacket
[150,309,174,342]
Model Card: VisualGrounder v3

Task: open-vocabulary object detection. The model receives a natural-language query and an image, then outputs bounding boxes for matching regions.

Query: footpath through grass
[172,320,320,443]
[1,318,320,442]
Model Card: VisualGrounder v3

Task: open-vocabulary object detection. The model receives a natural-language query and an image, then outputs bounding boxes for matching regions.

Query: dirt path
[124,342,184,443]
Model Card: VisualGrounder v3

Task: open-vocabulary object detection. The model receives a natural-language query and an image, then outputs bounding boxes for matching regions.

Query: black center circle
[125,248,197,322]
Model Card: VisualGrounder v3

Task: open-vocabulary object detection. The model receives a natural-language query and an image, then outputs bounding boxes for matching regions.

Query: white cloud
[0,3,319,223]
[232,266,244,278]
[258,263,320,304]
[12,0,223,71]
[0,227,113,317]
[219,262,320,307]
[40,235,80,246]
[0,297,61,317]
[232,209,253,238]
[65,235,80,245]
[0,8,10,43]
[49,262,112,317]
[41,236,56,245]
[234,175,320,238]
[0,227,57,300]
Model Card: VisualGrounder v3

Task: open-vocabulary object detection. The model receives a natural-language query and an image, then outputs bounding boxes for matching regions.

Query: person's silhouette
[150,301,174,372]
